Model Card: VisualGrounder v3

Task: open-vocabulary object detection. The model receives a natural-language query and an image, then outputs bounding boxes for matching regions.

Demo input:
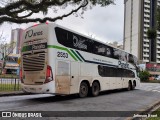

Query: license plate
[30,88,36,90]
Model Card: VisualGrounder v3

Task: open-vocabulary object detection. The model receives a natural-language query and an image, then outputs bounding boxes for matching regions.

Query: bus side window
[131,71,135,78]
[98,65,104,77]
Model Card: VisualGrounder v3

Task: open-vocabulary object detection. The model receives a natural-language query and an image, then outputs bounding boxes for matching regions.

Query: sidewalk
[0,91,29,97]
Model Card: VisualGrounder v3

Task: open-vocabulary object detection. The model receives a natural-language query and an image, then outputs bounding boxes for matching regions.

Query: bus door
[70,62,79,94]
[121,69,128,88]
[55,60,71,94]
[116,68,123,89]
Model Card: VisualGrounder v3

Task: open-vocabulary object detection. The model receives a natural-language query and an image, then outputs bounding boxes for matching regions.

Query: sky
[0,0,124,44]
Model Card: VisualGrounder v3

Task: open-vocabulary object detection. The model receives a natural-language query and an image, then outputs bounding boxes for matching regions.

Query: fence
[0,78,21,92]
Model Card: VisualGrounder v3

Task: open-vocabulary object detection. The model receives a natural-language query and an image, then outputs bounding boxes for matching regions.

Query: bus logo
[73,35,87,50]
[2,112,11,117]
[25,29,43,39]
[118,61,129,69]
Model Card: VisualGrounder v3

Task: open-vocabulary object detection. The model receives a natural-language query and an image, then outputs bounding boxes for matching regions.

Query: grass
[147,108,160,120]
[0,74,21,92]
[0,74,19,79]
[0,84,21,92]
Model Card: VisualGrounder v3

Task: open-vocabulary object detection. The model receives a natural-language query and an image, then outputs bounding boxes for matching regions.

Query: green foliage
[147,28,157,40]
[139,70,150,82]
[147,6,160,39]
[157,6,160,31]
[147,107,160,120]
[0,84,20,92]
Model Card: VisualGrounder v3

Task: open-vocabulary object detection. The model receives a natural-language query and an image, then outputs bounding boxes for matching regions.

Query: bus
[20,23,140,97]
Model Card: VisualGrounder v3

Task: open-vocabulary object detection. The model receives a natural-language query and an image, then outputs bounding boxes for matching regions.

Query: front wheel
[91,82,100,97]
[79,82,89,98]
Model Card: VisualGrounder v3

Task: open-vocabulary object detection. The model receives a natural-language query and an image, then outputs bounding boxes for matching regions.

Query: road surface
[0,83,160,120]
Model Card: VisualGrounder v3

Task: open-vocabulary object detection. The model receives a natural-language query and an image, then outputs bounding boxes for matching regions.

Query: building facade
[10,28,23,54]
[124,0,160,64]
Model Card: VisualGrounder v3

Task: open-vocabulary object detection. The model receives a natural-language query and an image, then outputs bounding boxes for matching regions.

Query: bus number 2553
[57,52,68,58]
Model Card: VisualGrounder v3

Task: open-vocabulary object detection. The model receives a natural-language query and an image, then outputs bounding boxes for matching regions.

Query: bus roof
[24,22,137,58]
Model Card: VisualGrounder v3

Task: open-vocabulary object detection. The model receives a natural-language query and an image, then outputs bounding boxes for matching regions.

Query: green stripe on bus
[70,49,83,62]
[21,46,28,52]
[47,45,78,61]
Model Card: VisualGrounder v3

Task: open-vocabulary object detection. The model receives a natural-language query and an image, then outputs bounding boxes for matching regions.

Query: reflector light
[45,65,53,83]
[33,23,38,27]
[46,21,49,24]
[20,68,24,83]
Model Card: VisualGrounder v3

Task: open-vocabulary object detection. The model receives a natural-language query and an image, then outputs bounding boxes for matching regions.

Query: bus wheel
[132,81,136,90]
[91,82,100,97]
[127,81,132,91]
[79,82,89,98]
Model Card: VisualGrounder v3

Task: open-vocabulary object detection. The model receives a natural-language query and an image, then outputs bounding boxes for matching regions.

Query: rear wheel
[127,81,132,91]
[132,81,136,90]
[91,82,100,97]
[79,82,89,98]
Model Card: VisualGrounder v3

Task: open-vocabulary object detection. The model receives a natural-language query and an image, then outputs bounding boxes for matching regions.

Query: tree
[147,28,157,40]
[147,6,160,39]
[139,70,150,82]
[0,0,114,25]
[157,6,160,31]
[146,6,160,62]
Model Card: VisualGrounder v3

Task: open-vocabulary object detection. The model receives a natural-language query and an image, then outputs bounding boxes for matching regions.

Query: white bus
[20,23,140,97]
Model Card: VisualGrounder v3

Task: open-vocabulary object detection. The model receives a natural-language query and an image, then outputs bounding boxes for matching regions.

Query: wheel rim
[80,85,87,95]
[133,83,135,89]
[79,83,88,97]
[128,82,131,90]
[92,82,99,96]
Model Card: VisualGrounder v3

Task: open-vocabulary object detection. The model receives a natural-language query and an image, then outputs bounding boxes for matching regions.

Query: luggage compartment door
[55,60,71,94]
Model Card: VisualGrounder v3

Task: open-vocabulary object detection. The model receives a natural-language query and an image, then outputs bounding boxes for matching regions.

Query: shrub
[139,70,150,82]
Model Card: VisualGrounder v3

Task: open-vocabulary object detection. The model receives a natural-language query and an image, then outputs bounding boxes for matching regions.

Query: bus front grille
[23,53,46,71]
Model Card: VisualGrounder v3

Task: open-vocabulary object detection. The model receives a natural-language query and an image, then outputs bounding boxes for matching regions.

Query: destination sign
[22,43,47,52]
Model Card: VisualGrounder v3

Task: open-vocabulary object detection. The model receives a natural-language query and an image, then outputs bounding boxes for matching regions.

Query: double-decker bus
[20,23,140,97]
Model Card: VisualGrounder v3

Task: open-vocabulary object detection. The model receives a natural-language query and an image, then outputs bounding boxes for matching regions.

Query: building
[10,28,23,54]
[4,28,24,74]
[123,0,160,64]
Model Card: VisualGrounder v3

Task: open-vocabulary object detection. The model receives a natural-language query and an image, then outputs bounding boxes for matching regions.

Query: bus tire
[91,82,100,97]
[132,81,136,90]
[127,81,132,91]
[79,82,89,98]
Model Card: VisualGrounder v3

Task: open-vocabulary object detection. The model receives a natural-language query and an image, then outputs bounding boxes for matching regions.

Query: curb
[0,91,31,97]
[127,100,160,120]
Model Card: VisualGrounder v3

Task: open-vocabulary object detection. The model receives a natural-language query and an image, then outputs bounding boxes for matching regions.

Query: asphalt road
[0,83,160,120]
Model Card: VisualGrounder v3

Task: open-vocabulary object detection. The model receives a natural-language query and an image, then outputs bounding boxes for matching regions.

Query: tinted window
[55,27,93,53]
[55,27,137,65]
[92,41,114,57]
[98,65,117,77]
[98,65,135,78]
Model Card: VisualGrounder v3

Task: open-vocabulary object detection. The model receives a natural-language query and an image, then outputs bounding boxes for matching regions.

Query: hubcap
[81,85,87,94]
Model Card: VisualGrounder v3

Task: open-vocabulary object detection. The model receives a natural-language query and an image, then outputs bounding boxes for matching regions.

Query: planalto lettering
[118,61,129,69]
